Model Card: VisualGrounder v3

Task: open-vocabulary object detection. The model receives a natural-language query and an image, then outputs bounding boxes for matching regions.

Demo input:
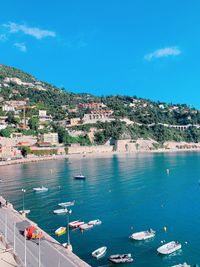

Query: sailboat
[74,156,86,179]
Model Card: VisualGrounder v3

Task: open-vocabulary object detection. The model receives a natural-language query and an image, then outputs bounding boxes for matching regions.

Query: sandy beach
[1,147,200,167]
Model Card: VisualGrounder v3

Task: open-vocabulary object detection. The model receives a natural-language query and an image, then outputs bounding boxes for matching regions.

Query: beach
[1,146,200,167]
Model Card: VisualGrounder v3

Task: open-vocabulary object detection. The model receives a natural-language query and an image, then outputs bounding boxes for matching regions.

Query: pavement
[0,240,18,267]
[0,197,90,267]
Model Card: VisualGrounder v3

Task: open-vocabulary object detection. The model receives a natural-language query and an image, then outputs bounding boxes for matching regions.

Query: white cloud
[0,34,7,42]
[144,47,181,61]
[3,22,56,39]
[14,42,27,52]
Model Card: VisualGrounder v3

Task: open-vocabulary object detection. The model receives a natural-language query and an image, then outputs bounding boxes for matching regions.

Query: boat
[19,209,30,215]
[69,220,85,228]
[92,246,107,259]
[130,229,155,240]
[58,200,75,207]
[79,223,93,230]
[109,254,134,264]
[74,174,86,180]
[53,208,68,215]
[172,264,191,267]
[88,219,102,225]
[157,241,182,255]
[33,186,48,192]
[55,227,66,236]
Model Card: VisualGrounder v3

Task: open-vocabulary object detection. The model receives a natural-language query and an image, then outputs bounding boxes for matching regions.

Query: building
[2,100,27,112]
[82,109,114,124]
[78,102,106,110]
[39,110,52,123]
[0,137,21,159]
[41,133,59,145]
[67,118,81,127]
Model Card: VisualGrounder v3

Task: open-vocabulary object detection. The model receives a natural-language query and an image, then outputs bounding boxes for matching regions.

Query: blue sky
[1,1,200,107]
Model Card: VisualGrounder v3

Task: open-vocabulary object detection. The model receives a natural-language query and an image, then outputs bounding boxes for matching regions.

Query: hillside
[1,64,200,144]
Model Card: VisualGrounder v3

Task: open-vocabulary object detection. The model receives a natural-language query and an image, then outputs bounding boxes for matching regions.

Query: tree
[28,117,39,131]
[0,128,12,137]
[6,112,20,125]
[20,146,31,158]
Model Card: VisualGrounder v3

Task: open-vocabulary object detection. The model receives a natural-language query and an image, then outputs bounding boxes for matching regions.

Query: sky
[0,0,200,107]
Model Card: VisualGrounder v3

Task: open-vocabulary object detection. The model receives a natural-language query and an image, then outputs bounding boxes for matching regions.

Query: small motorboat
[69,220,85,228]
[92,246,107,259]
[172,263,191,267]
[74,174,86,180]
[55,227,66,236]
[53,208,68,215]
[109,254,133,264]
[19,209,31,215]
[79,223,93,230]
[130,229,156,240]
[88,219,102,226]
[58,200,75,207]
[33,186,48,192]
[157,241,182,255]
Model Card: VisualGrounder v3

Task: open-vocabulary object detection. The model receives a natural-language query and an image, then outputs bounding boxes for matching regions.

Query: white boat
[157,241,182,255]
[88,219,102,225]
[172,263,190,267]
[58,200,75,207]
[79,223,93,230]
[92,246,107,259]
[53,208,68,215]
[130,229,155,240]
[74,174,86,180]
[33,186,48,192]
[69,220,85,228]
[109,254,134,264]
[19,209,30,215]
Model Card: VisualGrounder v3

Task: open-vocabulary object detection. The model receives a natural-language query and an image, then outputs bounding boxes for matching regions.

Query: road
[0,198,90,267]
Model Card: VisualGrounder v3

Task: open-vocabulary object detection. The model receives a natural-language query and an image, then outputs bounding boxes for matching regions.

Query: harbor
[1,153,200,266]
[0,196,90,267]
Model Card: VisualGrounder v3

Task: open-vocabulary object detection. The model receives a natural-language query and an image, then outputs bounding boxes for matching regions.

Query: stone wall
[68,145,114,154]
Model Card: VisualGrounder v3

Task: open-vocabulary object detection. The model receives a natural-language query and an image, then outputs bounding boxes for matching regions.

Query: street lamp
[20,189,30,216]
[22,188,26,212]
[66,209,72,251]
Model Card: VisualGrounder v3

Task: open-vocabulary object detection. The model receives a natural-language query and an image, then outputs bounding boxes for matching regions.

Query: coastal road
[0,200,90,267]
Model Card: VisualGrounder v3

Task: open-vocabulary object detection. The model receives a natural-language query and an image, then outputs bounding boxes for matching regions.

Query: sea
[0,152,200,267]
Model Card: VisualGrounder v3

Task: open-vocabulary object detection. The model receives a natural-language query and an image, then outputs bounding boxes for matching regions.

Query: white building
[41,133,59,145]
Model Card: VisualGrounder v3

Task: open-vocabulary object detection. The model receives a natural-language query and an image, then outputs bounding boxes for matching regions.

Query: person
[0,201,2,208]
[5,200,8,207]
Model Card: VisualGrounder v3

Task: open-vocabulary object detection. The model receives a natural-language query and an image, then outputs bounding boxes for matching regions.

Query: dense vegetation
[1,64,200,145]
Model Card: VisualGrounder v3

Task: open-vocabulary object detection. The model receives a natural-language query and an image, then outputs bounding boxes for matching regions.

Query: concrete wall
[68,145,113,154]
[114,139,158,152]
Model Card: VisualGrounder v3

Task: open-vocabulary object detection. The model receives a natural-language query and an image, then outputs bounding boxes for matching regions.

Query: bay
[0,152,200,266]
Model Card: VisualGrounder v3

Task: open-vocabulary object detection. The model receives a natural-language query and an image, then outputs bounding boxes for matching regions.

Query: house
[0,137,21,159]
[67,118,81,127]
[78,102,106,110]
[40,133,59,145]
[2,100,27,112]
[82,109,114,124]
[39,110,52,123]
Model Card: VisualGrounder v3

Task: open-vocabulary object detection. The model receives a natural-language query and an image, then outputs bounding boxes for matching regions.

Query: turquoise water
[0,152,200,266]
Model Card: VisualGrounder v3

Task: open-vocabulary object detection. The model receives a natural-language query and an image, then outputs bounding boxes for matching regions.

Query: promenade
[0,196,90,267]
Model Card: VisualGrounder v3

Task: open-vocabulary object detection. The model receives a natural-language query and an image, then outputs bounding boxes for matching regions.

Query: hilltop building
[39,110,52,123]
[82,109,114,124]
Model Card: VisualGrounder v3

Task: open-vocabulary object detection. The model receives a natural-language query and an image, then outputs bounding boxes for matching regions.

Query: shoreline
[1,148,200,167]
